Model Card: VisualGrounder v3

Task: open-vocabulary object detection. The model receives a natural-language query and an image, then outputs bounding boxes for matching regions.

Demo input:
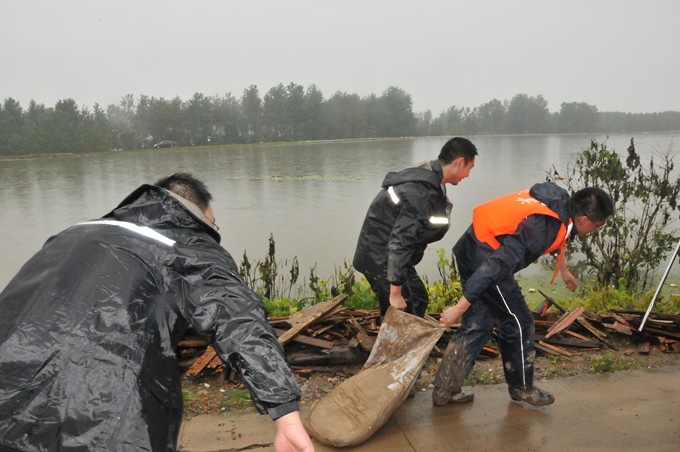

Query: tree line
[1,83,679,156]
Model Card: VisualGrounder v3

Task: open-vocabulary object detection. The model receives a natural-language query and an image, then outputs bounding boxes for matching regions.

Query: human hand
[389,293,407,311]
[389,284,407,310]
[561,269,578,292]
[273,411,315,452]
[439,297,471,328]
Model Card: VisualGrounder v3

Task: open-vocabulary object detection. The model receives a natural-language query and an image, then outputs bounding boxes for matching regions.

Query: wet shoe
[432,342,467,406]
[432,388,474,406]
[508,386,555,406]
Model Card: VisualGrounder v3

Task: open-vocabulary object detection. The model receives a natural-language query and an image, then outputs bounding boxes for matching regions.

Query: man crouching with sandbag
[433,183,613,407]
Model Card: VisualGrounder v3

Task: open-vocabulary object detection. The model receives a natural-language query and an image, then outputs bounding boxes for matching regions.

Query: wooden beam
[273,328,334,349]
[277,294,347,345]
[545,307,585,339]
[184,346,217,376]
[537,340,576,356]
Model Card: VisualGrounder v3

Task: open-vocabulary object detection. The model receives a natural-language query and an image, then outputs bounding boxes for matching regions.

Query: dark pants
[365,267,429,319]
[448,271,536,390]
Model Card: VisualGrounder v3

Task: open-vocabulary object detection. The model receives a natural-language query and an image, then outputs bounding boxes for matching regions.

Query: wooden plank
[608,312,634,327]
[481,344,499,357]
[545,307,585,339]
[538,340,575,356]
[563,329,593,341]
[576,317,618,350]
[184,346,217,376]
[603,321,633,335]
[273,328,334,349]
[534,342,561,356]
[634,325,680,340]
[178,337,209,348]
[277,294,347,345]
[348,316,376,352]
[207,354,223,369]
[536,335,601,349]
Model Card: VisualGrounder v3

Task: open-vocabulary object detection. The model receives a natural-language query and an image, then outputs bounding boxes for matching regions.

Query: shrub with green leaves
[551,138,679,292]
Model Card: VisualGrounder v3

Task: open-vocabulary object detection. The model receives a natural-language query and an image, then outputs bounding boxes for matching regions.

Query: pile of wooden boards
[179,291,680,379]
[531,289,680,356]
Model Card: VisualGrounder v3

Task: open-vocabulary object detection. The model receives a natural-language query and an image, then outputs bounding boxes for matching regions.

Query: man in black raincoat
[0,173,314,452]
[432,182,614,407]
[353,137,478,319]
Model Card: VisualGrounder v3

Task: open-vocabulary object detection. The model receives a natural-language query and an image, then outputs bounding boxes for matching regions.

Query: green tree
[505,93,549,134]
[184,92,215,146]
[262,83,288,141]
[322,91,362,139]
[375,86,416,137]
[214,92,243,144]
[241,85,262,142]
[0,98,24,154]
[558,102,600,133]
[303,84,324,140]
[430,106,465,136]
[554,138,680,292]
[106,94,137,150]
[285,82,306,141]
[476,98,506,134]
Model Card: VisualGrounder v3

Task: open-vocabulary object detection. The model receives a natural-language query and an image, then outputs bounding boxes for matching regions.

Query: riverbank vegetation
[2,84,680,156]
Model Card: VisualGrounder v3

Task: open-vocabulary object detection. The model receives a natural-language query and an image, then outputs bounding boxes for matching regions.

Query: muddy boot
[433,388,474,405]
[508,386,555,406]
[432,343,470,406]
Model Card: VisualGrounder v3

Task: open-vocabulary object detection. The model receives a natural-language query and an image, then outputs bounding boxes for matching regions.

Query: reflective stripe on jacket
[353,160,452,285]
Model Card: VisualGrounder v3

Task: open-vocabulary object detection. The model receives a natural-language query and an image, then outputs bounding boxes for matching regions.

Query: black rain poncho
[353,160,452,285]
[0,185,300,451]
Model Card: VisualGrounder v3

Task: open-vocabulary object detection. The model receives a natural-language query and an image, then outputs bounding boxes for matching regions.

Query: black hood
[381,160,443,190]
[529,181,571,226]
[104,184,221,243]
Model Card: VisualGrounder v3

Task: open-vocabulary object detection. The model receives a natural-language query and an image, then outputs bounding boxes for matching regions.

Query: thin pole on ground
[639,239,680,331]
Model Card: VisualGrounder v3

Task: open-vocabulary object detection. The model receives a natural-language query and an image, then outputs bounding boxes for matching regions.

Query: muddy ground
[181,336,680,418]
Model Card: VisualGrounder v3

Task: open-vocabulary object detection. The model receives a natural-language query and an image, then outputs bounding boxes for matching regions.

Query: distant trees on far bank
[1,84,679,156]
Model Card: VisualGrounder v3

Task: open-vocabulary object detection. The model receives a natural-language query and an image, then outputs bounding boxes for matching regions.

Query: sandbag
[304,308,444,447]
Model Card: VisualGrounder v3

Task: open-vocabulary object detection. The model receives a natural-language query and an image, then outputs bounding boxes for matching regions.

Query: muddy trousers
[444,274,536,390]
[364,267,429,319]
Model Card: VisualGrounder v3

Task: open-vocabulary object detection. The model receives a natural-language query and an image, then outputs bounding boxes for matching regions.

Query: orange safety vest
[472,189,573,284]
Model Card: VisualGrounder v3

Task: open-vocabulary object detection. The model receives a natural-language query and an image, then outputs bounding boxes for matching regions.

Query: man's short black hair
[570,187,614,222]
[154,173,213,210]
[439,137,478,164]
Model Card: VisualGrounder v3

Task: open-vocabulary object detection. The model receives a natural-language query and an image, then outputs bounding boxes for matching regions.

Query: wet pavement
[178,365,680,451]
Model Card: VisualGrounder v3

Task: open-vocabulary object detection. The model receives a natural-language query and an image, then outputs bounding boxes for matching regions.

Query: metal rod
[639,239,680,331]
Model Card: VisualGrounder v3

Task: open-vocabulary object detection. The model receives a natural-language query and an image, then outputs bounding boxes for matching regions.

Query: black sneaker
[508,386,555,406]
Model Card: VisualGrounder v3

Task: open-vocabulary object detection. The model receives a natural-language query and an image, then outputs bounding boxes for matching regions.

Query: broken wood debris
[178,294,680,379]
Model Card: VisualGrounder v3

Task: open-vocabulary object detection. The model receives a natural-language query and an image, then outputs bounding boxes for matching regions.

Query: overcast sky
[2,0,679,115]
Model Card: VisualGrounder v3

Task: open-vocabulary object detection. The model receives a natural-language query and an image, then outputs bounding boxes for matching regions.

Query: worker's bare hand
[439,297,471,328]
[389,293,407,311]
[561,270,578,292]
[274,412,315,452]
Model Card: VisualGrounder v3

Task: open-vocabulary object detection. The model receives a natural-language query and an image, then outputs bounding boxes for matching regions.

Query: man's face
[575,214,606,237]
[204,204,219,231]
[447,157,475,185]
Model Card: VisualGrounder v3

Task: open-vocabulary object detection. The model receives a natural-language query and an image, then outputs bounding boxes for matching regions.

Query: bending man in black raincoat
[0,173,314,452]
[353,137,478,319]
[432,182,614,407]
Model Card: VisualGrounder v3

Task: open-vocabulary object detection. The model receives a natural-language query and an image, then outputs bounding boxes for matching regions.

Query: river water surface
[1,133,677,291]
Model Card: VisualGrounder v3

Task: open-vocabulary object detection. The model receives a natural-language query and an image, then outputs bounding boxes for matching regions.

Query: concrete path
[178,365,680,452]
